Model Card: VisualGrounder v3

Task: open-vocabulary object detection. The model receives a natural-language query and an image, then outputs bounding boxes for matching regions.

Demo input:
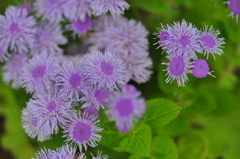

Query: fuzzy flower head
[106,85,146,132]
[80,85,112,109]
[63,114,103,152]
[199,26,225,60]
[34,0,67,23]
[32,21,67,55]
[0,6,36,53]
[2,52,28,89]
[192,59,215,78]
[66,16,92,37]
[90,0,130,16]
[30,86,76,137]
[163,57,192,86]
[224,0,240,22]
[20,53,59,94]
[83,107,99,118]
[32,147,53,159]
[56,61,86,100]
[83,51,127,90]
[159,20,201,60]
[153,24,172,50]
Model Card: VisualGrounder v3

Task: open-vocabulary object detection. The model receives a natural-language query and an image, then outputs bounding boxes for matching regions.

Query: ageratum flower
[83,51,127,90]
[32,147,53,159]
[32,21,67,55]
[90,0,130,16]
[162,57,192,86]
[34,0,67,23]
[21,53,59,94]
[2,52,28,89]
[0,6,36,53]
[56,61,86,100]
[80,85,112,109]
[224,0,240,22]
[199,26,225,60]
[157,20,201,60]
[153,23,172,50]
[63,0,92,21]
[22,101,51,141]
[192,59,215,78]
[30,86,76,137]
[83,107,99,118]
[106,85,146,132]
[63,114,103,152]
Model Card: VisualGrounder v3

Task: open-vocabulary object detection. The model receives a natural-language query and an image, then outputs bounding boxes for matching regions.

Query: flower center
[47,101,57,112]
[230,0,240,15]
[201,35,216,49]
[100,61,114,76]
[94,90,111,105]
[72,16,92,33]
[73,122,92,142]
[179,35,190,47]
[69,74,81,89]
[31,65,46,79]
[169,58,185,76]
[115,99,133,117]
[9,22,21,34]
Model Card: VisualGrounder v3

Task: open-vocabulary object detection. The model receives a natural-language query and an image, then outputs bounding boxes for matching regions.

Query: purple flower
[106,85,146,132]
[192,59,215,78]
[22,101,51,141]
[0,42,10,62]
[63,114,103,152]
[34,0,67,23]
[20,53,59,94]
[32,21,67,55]
[56,61,86,100]
[163,57,192,86]
[83,51,126,90]
[32,147,53,159]
[83,107,99,118]
[158,20,201,60]
[91,151,109,159]
[63,0,92,21]
[90,0,130,16]
[120,52,153,84]
[199,26,225,60]
[2,52,28,89]
[0,6,36,53]
[29,86,76,137]
[153,24,172,50]
[224,0,240,22]
[18,4,32,14]
[80,85,112,109]
[66,16,92,37]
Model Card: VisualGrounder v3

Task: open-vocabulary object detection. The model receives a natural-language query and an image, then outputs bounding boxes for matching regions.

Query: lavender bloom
[158,20,201,60]
[30,86,76,137]
[90,0,130,16]
[63,114,103,152]
[120,52,153,84]
[83,107,99,118]
[0,42,10,62]
[106,85,146,132]
[192,59,215,78]
[199,26,225,60]
[32,21,67,55]
[56,61,86,100]
[34,0,67,23]
[83,51,126,90]
[66,16,92,37]
[224,0,240,22]
[153,24,172,50]
[2,52,28,89]
[63,0,92,21]
[80,85,112,109]
[20,53,59,94]
[0,6,36,53]
[91,151,109,159]
[163,57,192,86]
[22,101,51,141]
[32,147,53,159]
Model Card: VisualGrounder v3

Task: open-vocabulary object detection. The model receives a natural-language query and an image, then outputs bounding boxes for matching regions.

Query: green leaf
[120,124,151,157]
[144,98,182,133]
[99,122,123,147]
[178,132,208,159]
[151,136,178,159]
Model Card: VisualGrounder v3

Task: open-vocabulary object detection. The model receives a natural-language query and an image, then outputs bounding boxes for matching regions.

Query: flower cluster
[0,1,150,158]
[154,19,225,86]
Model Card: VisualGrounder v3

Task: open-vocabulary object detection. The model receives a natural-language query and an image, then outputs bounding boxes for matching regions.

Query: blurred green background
[0,0,240,159]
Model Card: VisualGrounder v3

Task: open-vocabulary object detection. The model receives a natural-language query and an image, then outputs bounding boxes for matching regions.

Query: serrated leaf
[120,124,151,157]
[99,122,123,147]
[151,136,178,159]
[144,98,182,133]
